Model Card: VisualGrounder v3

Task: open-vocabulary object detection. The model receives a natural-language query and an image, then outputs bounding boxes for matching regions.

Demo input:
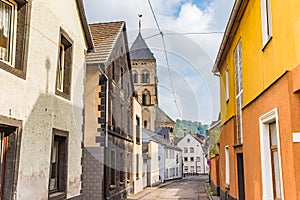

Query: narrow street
[128,175,209,200]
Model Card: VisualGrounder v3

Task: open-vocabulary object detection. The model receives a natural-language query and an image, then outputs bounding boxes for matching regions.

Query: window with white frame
[184,147,188,153]
[259,109,283,200]
[260,0,272,47]
[0,0,31,78]
[190,147,194,153]
[234,41,243,144]
[225,67,229,102]
[56,30,73,99]
[0,0,16,64]
[225,145,230,187]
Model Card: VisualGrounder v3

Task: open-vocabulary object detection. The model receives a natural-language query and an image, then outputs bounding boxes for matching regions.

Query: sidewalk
[127,179,181,200]
[205,181,220,200]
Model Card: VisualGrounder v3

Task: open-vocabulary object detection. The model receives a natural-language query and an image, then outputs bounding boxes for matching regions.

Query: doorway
[237,153,245,200]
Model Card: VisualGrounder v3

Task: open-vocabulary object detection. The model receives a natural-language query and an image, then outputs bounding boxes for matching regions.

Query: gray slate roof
[142,129,182,151]
[130,32,155,60]
[155,106,175,125]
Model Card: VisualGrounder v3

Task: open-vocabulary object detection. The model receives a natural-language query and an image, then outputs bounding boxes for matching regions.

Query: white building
[0,0,93,199]
[177,133,209,175]
[132,97,144,194]
[143,129,182,183]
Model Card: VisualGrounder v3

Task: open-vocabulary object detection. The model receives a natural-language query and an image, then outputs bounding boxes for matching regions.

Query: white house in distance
[143,129,182,183]
[177,133,209,175]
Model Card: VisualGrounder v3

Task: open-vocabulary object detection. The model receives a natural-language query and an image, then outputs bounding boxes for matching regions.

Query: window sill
[0,61,26,80]
[49,192,66,200]
[55,89,70,100]
[262,36,272,51]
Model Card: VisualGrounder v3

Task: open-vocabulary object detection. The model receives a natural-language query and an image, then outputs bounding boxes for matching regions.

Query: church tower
[130,27,158,132]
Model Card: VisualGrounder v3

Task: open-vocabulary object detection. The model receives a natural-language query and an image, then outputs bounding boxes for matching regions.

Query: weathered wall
[242,70,300,200]
[210,155,220,195]
[0,0,88,199]
[219,118,237,200]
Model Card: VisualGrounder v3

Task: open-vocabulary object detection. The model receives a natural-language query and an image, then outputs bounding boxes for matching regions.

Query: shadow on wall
[15,57,84,199]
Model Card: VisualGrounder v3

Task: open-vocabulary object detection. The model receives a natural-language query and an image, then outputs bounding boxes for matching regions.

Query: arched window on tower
[142,89,151,105]
[141,70,150,83]
[133,71,138,83]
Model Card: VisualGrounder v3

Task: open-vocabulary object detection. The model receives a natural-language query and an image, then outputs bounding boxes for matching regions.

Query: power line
[147,0,182,118]
[143,31,224,40]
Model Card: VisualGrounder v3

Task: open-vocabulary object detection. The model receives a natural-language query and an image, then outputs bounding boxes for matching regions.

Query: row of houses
[0,0,191,199]
[210,0,300,200]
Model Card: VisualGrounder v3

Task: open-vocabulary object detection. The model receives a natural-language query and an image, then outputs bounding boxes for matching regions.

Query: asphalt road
[127,175,209,200]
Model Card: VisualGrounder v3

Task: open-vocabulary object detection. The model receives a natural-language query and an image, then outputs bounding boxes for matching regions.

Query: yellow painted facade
[219,0,300,125]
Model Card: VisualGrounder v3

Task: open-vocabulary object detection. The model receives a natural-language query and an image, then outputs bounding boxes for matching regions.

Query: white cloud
[83,0,234,123]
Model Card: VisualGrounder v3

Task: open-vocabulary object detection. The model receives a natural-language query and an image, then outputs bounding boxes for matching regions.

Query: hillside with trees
[173,119,208,138]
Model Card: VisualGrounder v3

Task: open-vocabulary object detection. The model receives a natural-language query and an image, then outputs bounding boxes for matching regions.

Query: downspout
[98,63,109,198]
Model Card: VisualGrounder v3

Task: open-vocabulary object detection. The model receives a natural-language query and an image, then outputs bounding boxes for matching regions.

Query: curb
[205,181,213,200]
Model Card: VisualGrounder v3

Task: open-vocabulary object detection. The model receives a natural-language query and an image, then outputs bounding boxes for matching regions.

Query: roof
[212,0,248,73]
[87,21,125,64]
[130,32,156,60]
[142,129,182,151]
[75,0,94,51]
[177,133,204,145]
[155,106,175,126]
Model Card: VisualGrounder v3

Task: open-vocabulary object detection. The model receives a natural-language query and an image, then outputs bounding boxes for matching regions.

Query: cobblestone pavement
[127,175,209,200]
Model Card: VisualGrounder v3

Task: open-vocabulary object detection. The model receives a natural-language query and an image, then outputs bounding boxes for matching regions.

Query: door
[237,153,245,200]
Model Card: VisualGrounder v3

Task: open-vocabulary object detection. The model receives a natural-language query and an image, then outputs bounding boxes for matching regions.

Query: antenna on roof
[138,14,143,33]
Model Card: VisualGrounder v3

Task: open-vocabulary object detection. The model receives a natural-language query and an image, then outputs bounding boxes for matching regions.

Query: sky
[83,0,235,124]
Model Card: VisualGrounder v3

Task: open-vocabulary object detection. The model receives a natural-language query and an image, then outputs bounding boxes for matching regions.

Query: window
[184,166,188,171]
[136,116,140,144]
[0,0,30,78]
[234,41,243,144]
[141,71,150,83]
[196,157,200,162]
[269,122,281,199]
[260,0,272,47]
[110,150,116,188]
[196,166,201,173]
[259,109,283,200]
[56,30,73,99]
[190,147,194,153]
[0,0,16,64]
[119,152,125,185]
[184,157,188,162]
[133,71,138,83]
[112,61,115,81]
[190,166,194,172]
[225,146,230,187]
[190,157,194,162]
[184,147,188,153]
[187,138,190,143]
[120,66,124,89]
[49,129,68,199]
[144,120,147,128]
[166,169,169,178]
[136,154,139,180]
[225,67,229,102]
[142,89,151,105]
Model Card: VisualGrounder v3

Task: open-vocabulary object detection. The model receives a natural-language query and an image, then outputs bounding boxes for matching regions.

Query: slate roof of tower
[87,21,124,64]
[155,106,175,125]
[130,32,155,60]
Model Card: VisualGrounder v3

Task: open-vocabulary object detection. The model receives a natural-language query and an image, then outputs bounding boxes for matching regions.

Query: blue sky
[83,0,234,124]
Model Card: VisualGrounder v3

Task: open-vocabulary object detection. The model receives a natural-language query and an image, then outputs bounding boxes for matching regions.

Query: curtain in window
[0,1,13,62]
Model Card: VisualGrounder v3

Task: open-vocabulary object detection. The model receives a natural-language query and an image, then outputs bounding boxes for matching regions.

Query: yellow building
[213,0,300,199]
